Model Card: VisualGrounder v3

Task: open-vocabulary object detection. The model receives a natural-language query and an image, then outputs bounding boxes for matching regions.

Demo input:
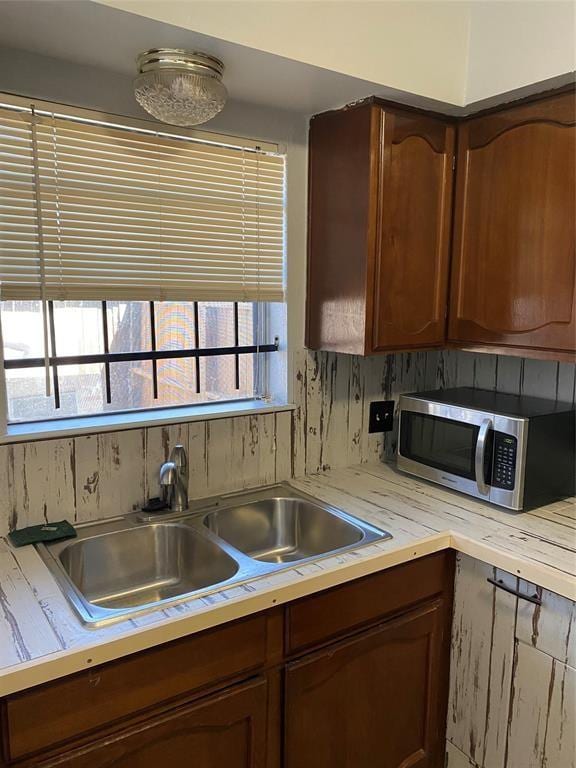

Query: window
[0,97,286,426]
[2,300,280,423]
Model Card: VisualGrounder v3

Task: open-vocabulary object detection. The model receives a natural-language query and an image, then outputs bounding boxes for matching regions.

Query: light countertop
[1,462,574,696]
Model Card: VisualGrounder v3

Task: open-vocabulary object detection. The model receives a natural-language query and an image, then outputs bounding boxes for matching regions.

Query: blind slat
[0,106,285,303]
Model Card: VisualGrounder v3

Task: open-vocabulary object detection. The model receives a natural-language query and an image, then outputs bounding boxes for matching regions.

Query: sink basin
[37,484,391,626]
[204,497,366,563]
[59,523,238,610]
[44,522,239,623]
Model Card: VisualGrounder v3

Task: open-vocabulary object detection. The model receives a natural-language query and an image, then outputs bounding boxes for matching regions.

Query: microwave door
[398,408,496,499]
[399,412,479,480]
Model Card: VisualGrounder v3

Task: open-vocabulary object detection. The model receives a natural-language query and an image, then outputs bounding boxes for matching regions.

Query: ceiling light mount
[134,48,227,127]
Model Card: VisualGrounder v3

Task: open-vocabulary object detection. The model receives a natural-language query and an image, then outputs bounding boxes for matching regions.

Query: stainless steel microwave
[397,387,575,511]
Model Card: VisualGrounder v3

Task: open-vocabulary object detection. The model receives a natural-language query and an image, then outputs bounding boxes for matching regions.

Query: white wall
[466,0,576,103]
[96,0,471,105]
[97,0,576,108]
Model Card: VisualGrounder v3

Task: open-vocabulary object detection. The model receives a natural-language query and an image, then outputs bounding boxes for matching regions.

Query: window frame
[0,399,295,445]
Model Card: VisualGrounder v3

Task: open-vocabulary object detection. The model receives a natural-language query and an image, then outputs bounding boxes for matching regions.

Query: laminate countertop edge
[0,463,574,696]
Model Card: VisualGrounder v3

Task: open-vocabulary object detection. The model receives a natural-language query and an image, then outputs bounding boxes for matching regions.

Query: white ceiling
[0,0,454,116]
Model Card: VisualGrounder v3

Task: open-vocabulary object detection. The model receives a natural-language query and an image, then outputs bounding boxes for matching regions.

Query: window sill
[1,400,295,445]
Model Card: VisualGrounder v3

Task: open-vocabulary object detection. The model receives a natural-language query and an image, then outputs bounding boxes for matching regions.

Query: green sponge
[8,520,77,548]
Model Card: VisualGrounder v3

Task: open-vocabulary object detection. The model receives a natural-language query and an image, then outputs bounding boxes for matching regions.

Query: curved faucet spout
[159,446,189,513]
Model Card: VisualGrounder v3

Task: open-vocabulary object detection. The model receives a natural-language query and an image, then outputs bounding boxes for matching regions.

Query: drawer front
[286,551,454,654]
[4,613,271,761]
[516,579,576,667]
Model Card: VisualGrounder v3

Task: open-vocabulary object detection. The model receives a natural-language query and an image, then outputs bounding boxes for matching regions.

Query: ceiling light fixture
[134,48,227,127]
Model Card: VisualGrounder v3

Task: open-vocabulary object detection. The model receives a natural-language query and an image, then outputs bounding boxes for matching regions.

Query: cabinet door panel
[507,643,575,768]
[448,553,576,768]
[285,600,449,768]
[449,91,576,355]
[447,555,517,768]
[372,111,454,351]
[39,678,268,768]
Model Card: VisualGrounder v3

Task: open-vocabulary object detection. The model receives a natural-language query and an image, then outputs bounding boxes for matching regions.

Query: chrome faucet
[159,445,189,513]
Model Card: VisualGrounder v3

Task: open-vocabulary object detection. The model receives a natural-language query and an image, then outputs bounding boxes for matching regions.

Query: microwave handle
[475,418,493,496]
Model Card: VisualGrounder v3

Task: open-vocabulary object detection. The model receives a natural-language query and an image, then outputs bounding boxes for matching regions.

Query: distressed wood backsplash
[1,349,574,536]
[292,349,576,476]
[0,411,292,537]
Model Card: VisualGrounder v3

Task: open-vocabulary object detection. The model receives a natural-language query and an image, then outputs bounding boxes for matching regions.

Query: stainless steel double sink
[37,484,391,626]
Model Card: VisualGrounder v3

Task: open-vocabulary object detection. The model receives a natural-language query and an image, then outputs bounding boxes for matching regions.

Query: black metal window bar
[4,300,279,410]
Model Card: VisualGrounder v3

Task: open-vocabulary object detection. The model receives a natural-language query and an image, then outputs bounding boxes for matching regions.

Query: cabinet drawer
[3,612,273,761]
[286,551,454,654]
[516,580,576,667]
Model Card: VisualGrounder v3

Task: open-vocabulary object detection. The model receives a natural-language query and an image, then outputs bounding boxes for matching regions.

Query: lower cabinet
[447,553,576,768]
[37,678,268,768]
[284,599,450,768]
[0,552,454,768]
[6,546,573,768]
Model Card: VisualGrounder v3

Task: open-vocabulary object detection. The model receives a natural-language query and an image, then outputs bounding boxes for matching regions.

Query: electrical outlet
[368,400,395,433]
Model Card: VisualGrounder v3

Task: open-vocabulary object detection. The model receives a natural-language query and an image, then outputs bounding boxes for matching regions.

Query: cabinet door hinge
[452,155,456,171]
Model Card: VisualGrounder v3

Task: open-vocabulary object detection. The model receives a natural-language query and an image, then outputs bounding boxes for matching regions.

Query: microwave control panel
[493,433,517,490]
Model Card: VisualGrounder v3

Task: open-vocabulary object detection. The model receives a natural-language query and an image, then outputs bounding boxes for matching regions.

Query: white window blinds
[0,105,285,303]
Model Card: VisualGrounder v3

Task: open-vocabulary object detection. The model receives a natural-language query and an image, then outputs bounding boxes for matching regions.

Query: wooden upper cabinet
[306,101,455,355]
[373,110,454,352]
[448,90,576,359]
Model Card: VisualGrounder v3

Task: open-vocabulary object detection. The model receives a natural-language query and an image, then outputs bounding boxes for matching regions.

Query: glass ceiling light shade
[134,49,227,126]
